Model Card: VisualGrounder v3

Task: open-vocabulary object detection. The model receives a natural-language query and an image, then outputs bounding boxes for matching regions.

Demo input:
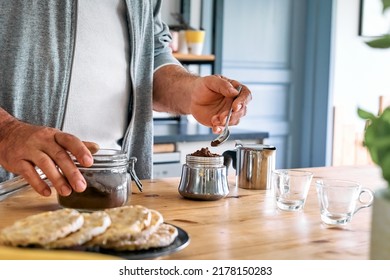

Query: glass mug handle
[354,188,374,214]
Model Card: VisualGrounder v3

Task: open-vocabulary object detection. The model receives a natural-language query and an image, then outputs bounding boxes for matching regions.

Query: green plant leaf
[365,136,390,148]
[382,107,390,120]
[357,108,376,120]
[383,0,390,12]
[359,106,390,186]
[366,35,390,49]
[381,153,390,183]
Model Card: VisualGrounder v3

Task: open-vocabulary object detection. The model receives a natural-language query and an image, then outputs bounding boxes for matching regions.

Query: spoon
[210,85,243,147]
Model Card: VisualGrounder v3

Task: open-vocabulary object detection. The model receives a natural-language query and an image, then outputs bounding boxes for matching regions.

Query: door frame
[297,0,335,167]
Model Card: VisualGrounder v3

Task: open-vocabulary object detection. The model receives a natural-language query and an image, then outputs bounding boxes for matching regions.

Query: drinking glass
[272,170,313,211]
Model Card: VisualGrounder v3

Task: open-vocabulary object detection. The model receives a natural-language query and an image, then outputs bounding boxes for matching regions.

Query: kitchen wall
[161,0,180,25]
[161,0,202,28]
[333,0,390,132]
[332,0,390,165]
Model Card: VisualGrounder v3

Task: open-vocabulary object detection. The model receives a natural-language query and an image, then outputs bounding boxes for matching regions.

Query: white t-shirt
[62,0,130,149]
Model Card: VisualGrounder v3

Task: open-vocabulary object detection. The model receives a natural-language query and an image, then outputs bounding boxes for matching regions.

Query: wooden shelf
[173,53,215,63]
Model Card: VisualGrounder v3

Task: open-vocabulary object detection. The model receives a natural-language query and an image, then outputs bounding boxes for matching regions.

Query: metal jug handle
[128,157,143,192]
[222,150,237,176]
[223,139,245,173]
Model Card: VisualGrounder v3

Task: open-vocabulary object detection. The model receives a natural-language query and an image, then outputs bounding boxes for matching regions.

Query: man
[0,0,251,197]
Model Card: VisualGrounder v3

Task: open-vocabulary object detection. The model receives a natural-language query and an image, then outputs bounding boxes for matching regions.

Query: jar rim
[72,149,128,167]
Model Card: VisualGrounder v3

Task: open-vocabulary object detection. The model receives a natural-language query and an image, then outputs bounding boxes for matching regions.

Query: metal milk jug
[223,142,276,190]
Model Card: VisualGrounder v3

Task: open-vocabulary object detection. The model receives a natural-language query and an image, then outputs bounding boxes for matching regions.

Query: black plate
[85,224,190,260]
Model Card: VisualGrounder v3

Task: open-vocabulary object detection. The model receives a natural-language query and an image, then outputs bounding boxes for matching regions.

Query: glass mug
[315,179,374,225]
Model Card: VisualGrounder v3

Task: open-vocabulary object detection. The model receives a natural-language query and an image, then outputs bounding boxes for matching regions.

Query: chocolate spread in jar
[190,147,220,157]
[58,170,128,211]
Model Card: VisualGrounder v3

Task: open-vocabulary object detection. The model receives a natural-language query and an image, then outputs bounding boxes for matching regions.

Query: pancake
[0,209,84,247]
[45,211,111,249]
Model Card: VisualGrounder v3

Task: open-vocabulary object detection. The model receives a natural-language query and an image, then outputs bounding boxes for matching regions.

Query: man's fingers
[19,162,52,197]
[45,132,96,194]
[54,132,93,167]
[207,75,238,98]
[83,141,100,154]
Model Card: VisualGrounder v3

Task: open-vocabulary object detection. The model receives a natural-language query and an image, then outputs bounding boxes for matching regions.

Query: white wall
[333,0,390,128]
[161,0,202,28]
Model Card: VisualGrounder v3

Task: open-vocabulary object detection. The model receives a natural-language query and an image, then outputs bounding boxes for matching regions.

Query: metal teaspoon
[210,85,243,147]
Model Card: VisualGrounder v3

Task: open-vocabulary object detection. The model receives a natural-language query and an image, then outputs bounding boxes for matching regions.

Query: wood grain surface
[0,165,386,260]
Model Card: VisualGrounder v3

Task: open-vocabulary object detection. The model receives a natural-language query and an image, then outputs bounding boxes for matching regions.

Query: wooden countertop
[0,165,386,260]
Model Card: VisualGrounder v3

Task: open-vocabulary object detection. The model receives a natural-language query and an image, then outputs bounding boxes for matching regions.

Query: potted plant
[357,0,390,259]
[358,107,390,259]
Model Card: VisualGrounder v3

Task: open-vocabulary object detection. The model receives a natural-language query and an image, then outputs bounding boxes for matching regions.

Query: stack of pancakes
[0,205,178,251]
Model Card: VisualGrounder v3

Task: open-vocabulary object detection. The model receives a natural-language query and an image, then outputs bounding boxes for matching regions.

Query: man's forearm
[152,64,199,115]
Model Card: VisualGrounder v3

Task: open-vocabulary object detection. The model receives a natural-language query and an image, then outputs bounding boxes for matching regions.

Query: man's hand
[153,65,252,134]
[0,111,98,197]
[189,75,252,133]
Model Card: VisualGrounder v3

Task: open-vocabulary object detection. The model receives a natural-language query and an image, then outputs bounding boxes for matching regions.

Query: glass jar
[57,149,138,211]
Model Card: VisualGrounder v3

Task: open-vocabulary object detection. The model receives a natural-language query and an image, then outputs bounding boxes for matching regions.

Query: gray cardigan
[0,0,181,181]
